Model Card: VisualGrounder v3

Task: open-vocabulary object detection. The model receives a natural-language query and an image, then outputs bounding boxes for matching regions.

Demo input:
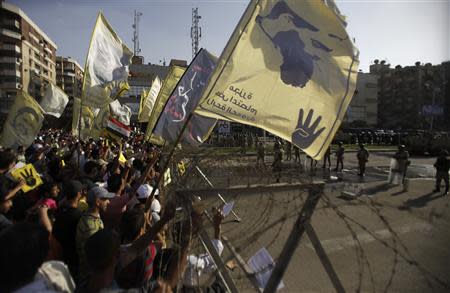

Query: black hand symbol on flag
[20,168,37,187]
[291,108,325,149]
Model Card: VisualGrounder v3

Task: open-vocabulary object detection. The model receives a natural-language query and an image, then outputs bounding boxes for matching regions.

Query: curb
[183,149,397,158]
[176,181,325,196]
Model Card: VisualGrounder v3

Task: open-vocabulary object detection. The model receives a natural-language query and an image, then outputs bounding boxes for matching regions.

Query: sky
[7,0,450,72]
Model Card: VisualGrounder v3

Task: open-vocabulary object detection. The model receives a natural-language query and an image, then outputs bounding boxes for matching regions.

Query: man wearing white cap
[136,184,161,224]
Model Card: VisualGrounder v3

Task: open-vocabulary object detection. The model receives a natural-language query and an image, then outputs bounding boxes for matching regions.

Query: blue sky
[8,0,449,71]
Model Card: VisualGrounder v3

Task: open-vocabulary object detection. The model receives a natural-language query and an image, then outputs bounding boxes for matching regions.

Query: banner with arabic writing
[195,0,359,159]
[152,49,217,146]
[138,76,161,123]
[145,66,186,142]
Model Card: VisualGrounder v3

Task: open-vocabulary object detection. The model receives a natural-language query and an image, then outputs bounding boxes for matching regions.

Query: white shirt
[182,239,224,287]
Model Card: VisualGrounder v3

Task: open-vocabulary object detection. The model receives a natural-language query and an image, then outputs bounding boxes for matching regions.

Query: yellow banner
[72,98,95,140]
[195,0,359,160]
[138,88,148,122]
[11,164,43,193]
[82,12,133,109]
[138,76,162,123]
[90,106,110,139]
[0,91,44,149]
[145,66,186,142]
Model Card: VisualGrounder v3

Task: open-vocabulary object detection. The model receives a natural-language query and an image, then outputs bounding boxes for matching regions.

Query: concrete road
[192,152,450,292]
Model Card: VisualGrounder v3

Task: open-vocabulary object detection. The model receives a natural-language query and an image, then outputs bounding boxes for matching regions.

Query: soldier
[293,145,301,164]
[357,143,369,176]
[272,145,283,183]
[322,146,331,169]
[240,134,247,154]
[433,150,449,195]
[256,142,266,168]
[393,145,410,184]
[334,141,345,172]
[285,142,292,161]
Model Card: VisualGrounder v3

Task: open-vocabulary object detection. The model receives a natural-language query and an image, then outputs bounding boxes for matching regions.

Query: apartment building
[0,1,57,117]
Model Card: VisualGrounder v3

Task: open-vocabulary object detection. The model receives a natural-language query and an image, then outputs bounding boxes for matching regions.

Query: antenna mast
[132,10,143,56]
[190,7,201,59]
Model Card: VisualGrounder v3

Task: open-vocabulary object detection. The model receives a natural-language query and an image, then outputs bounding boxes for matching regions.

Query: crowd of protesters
[0,129,228,293]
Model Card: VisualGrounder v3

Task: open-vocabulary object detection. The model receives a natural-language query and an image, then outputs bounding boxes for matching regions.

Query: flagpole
[144,112,194,212]
[77,98,82,169]
[142,49,211,212]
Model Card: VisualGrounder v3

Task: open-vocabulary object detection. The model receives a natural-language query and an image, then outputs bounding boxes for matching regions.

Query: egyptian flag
[105,117,131,141]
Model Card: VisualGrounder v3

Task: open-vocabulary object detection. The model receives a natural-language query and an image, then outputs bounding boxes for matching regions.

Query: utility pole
[132,10,142,56]
[191,7,201,59]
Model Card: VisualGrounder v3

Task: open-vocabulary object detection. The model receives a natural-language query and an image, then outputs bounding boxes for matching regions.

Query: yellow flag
[82,12,133,109]
[177,161,186,176]
[138,76,162,123]
[195,0,359,160]
[11,164,43,193]
[163,167,172,187]
[0,91,44,149]
[118,152,127,164]
[145,66,186,142]
[72,97,95,140]
[138,88,148,122]
[90,106,110,139]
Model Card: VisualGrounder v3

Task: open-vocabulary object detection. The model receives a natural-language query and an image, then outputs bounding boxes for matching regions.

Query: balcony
[0,28,21,40]
[1,44,21,53]
[44,47,52,55]
[0,69,21,77]
[64,64,75,70]
[0,81,21,89]
[0,56,20,64]
[3,18,20,29]
[29,32,40,43]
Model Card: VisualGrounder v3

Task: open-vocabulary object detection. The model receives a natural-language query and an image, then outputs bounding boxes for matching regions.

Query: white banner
[110,100,131,125]
[83,13,133,108]
[40,83,69,118]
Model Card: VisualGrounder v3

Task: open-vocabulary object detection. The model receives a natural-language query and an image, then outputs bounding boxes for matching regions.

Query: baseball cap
[63,180,84,199]
[151,198,161,213]
[87,186,115,204]
[136,184,159,200]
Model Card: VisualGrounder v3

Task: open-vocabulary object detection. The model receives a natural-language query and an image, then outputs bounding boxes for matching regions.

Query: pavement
[188,152,450,292]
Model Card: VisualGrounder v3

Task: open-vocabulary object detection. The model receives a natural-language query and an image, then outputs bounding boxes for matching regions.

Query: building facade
[0,1,57,117]
[346,72,378,126]
[56,56,83,100]
[371,60,448,130]
[56,56,83,122]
